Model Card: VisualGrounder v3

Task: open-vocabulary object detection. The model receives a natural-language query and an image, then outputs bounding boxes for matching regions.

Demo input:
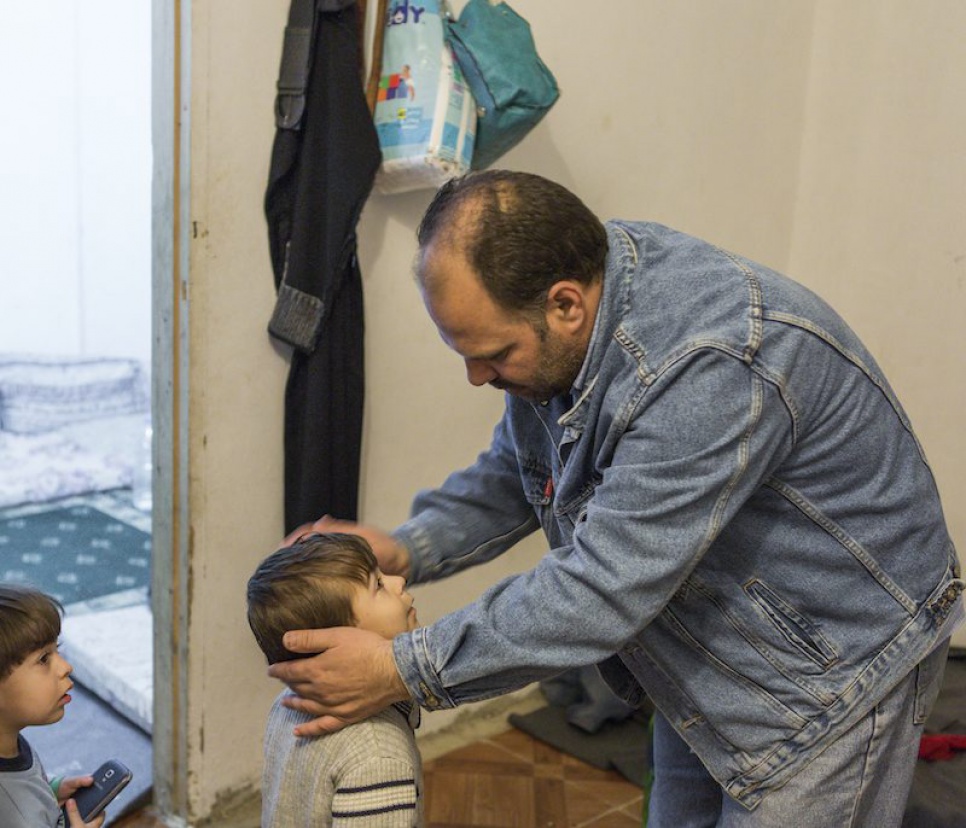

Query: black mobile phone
[65,760,133,823]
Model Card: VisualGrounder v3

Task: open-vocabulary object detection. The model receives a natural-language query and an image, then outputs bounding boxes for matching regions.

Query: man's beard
[493,322,585,403]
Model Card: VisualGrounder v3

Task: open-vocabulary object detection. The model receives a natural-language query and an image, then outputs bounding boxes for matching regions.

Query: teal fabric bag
[444,0,559,169]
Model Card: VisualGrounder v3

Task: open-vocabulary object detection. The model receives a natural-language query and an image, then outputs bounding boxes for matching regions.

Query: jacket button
[418,681,441,709]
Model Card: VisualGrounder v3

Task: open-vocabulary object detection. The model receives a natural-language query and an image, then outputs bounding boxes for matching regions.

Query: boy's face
[351,569,418,639]
[0,642,73,732]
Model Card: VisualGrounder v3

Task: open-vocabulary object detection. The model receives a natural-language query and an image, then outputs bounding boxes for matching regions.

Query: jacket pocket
[745,579,838,670]
[519,455,553,506]
[518,455,555,535]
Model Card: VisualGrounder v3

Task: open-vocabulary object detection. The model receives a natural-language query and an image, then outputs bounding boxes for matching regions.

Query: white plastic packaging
[373,0,476,194]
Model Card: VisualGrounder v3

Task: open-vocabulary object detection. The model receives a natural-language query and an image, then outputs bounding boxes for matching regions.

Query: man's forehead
[419,239,474,292]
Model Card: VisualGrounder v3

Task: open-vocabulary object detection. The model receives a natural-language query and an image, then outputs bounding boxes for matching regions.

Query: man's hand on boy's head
[268,627,409,738]
[281,515,412,580]
[281,521,317,547]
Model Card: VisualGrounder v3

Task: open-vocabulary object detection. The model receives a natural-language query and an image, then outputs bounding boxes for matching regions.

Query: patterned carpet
[0,502,151,604]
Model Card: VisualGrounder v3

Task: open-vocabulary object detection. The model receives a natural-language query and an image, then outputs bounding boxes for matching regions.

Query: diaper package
[374,0,476,194]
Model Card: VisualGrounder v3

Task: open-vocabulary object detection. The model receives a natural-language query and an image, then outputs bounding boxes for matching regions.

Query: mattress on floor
[0,354,148,508]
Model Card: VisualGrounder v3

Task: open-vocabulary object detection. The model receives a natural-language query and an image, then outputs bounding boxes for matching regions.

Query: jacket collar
[559,222,639,430]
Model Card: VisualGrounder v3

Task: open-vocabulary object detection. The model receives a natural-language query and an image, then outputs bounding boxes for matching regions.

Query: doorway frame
[151,0,190,819]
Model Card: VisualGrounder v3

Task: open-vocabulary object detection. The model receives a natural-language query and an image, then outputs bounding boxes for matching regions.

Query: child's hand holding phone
[63,797,106,828]
[60,760,133,827]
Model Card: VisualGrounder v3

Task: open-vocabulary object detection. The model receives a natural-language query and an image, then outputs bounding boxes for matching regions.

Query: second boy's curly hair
[246,533,378,665]
[0,584,63,681]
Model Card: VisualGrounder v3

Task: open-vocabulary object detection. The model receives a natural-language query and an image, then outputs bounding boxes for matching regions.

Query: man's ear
[545,280,589,329]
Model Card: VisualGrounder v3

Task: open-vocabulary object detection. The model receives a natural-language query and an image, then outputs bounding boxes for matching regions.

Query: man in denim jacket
[272,171,963,825]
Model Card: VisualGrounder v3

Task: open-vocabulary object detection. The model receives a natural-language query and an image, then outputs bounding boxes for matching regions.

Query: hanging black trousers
[264,0,381,533]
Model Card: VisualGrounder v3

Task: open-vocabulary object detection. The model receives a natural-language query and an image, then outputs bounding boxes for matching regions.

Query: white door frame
[151,0,190,819]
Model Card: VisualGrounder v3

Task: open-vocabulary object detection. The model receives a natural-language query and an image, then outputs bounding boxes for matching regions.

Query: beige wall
[178,0,962,820]
[788,0,966,614]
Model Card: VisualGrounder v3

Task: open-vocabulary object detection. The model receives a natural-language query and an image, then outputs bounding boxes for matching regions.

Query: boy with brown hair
[247,532,423,827]
[0,584,107,827]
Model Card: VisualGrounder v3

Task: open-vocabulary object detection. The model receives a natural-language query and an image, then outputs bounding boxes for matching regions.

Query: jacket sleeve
[392,414,540,585]
[393,350,794,710]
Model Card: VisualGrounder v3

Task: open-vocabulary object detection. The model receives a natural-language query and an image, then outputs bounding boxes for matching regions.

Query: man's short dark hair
[0,585,63,681]
[246,533,378,665]
[416,170,608,314]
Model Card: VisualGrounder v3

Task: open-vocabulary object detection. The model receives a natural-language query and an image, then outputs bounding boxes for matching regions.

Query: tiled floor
[423,726,645,828]
[113,725,646,828]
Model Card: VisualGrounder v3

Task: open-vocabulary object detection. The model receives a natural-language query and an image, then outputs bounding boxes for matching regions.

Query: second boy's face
[0,642,73,732]
[351,570,418,639]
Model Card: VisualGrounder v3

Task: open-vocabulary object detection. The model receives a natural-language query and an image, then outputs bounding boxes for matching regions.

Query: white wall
[788,0,966,595]
[0,2,151,365]
[180,0,963,821]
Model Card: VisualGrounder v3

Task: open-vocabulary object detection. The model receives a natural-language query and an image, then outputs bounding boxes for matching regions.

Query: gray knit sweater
[261,692,423,827]
[0,737,63,827]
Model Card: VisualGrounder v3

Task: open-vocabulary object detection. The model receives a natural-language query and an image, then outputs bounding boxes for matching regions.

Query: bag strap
[274,0,317,129]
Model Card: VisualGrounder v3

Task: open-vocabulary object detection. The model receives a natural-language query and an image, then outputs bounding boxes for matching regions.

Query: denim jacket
[391,221,963,807]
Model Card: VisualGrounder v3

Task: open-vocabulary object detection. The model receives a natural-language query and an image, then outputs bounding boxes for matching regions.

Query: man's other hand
[281,515,412,579]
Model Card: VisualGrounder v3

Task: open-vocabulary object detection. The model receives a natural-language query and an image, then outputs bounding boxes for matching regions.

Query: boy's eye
[37,642,60,665]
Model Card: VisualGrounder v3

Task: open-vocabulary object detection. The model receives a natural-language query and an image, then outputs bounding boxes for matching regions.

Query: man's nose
[465,359,497,387]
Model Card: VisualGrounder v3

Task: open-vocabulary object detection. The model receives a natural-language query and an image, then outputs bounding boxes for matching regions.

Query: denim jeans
[648,641,950,827]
